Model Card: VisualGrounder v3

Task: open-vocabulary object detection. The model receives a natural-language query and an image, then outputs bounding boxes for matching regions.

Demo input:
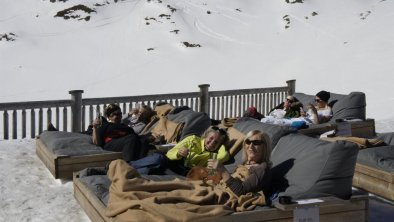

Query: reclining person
[300,90,333,124]
[261,95,304,126]
[122,104,155,134]
[268,95,303,119]
[104,131,272,220]
[129,126,230,176]
[92,104,151,162]
[207,130,272,198]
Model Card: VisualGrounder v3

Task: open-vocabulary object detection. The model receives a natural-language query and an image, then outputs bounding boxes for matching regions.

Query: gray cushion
[357,145,394,172]
[293,92,366,123]
[270,133,359,199]
[377,132,394,145]
[233,117,296,148]
[167,109,211,140]
[39,131,111,156]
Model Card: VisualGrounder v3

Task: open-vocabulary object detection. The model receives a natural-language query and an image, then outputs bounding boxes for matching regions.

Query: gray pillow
[167,109,211,140]
[233,117,295,148]
[39,131,109,156]
[376,132,394,145]
[270,133,359,199]
[357,145,394,172]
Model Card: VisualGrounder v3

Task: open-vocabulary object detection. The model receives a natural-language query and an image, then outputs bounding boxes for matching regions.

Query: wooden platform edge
[73,174,368,222]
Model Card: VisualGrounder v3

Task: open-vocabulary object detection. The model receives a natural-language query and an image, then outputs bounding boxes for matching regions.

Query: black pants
[104,134,141,162]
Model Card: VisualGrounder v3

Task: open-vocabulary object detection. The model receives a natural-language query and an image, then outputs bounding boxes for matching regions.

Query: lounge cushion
[377,132,394,145]
[270,133,359,199]
[166,109,211,141]
[357,145,394,172]
[293,92,366,123]
[39,131,111,156]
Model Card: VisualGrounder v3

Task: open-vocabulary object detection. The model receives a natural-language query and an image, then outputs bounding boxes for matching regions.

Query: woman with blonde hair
[207,130,272,196]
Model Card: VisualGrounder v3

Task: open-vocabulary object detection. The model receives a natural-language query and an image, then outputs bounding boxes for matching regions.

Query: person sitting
[301,90,333,124]
[92,103,149,162]
[267,95,303,119]
[122,104,155,134]
[207,130,272,197]
[243,106,264,120]
[129,126,230,176]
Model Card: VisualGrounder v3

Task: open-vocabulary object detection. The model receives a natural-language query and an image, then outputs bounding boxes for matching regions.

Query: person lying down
[261,91,333,128]
[104,130,272,222]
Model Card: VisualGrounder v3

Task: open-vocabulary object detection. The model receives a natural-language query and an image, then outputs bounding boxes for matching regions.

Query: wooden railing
[0,80,295,140]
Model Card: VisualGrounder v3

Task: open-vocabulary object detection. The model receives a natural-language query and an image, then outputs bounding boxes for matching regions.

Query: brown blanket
[105,160,265,222]
[321,136,385,149]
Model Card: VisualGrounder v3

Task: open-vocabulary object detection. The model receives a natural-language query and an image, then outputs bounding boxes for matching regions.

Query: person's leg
[104,134,141,162]
[129,152,167,175]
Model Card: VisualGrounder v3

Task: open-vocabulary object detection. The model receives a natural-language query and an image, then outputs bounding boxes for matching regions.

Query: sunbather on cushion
[92,103,151,162]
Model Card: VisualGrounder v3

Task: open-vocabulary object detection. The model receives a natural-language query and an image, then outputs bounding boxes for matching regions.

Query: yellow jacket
[166,135,229,168]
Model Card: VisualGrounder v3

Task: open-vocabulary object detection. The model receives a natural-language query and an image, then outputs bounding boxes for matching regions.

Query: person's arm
[226,163,267,195]
[216,145,230,163]
[92,118,103,146]
[166,136,193,160]
[209,160,268,196]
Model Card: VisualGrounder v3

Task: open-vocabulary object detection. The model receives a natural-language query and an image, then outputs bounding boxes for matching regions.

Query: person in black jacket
[92,103,146,162]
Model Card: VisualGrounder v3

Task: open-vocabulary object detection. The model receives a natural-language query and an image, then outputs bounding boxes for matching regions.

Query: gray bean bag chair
[166,109,211,140]
[270,133,359,200]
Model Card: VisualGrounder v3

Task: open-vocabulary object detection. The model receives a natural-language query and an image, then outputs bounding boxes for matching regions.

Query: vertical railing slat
[4,111,9,140]
[55,107,60,129]
[89,106,94,126]
[82,105,86,132]
[31,109,35,139]
[12,110,17,139]
[38,108,43,134]
[63,107,67,131]
[47,107,52,127]
[22,109,26,139]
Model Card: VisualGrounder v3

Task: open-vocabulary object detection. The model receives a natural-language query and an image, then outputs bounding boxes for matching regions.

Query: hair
[139,105,155,123]
[315,90,330,103]
[242,130,272,164]
[104,103,121,117]
[202,126,229,150]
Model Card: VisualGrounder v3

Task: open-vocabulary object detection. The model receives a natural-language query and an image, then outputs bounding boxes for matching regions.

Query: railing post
[286,79,296,95]
[199,84,210,114]
[69,90,84,133]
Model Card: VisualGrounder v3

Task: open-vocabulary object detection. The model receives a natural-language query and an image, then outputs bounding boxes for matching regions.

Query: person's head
[284,95,295,109]
[242,130,272,164]
[137,105,154,123]
[104,103,122,123]
[243,106,264,120]
[315,90,330,108]
[202,126,229,152]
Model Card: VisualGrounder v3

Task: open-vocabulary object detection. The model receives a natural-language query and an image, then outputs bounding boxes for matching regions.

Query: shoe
[47,123,58,131]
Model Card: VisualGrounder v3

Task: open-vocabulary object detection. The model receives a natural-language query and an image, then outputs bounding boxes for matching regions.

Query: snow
[1,0,394,221]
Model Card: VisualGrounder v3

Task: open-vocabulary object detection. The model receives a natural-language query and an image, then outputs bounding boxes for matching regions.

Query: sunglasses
[285,99,294,103]
[211,126,227,135]
[245,139,264,146]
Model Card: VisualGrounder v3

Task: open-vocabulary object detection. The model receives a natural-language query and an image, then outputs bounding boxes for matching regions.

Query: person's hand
[300,107,306,116]
[245,162,267,170]
[177,147,189,158]
[207,159,225,172]
[92,118,101,128]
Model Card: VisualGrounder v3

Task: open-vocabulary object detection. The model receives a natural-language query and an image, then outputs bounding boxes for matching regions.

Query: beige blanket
[105,160,265,222]
[321,136,385,149]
